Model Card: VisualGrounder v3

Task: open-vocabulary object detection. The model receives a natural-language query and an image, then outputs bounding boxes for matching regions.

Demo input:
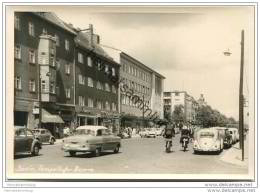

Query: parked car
[31,128,56,145]
[193,127,224,154]
[146,128,156,138]
[62,125,121,157]
[14,127,42,156]
[228,128,239,144]
[117,132,130,139]
[155,128,163,136]
[139,129,148,138]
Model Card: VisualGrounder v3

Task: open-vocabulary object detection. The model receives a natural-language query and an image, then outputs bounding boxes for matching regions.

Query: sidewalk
[220,137,248,168]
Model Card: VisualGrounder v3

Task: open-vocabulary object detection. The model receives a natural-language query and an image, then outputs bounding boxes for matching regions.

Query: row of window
[122,62,151,82]
[121,94,150,108]
[15,15,70,51]
[78,75,117,93]
[123,78,150,95]
[78,96,117,111]
[78,53,116,76]
[15,45,72,75]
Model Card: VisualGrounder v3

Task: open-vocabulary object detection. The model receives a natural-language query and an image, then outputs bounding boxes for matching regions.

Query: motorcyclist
[180,126,191,146]
[163,123,175,150]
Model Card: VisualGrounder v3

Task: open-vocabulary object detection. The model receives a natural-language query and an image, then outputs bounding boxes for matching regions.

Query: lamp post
[223,29,245,161]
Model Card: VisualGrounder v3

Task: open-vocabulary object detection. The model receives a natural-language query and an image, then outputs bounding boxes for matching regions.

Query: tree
[172,104,185,124]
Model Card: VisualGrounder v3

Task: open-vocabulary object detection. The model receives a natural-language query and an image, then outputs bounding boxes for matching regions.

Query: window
[112,102,117,111]
[14,15,20,30]
[105,65,109,73]
[105,83,110,92]
[15,45,21,59]
[65,88,71,99]
[87,57,92,67]
[88,98,94,108]
[29,50,35,64]
[79,96,85,106]
[28,22,34,36]
[29,80,35,92]
[175,92,179,96]
[88,77,94,87]
[42,28,47,34]
[65,64,70,75]
[56,59,60,69]
[50,56,55,67]
[50,82,55,94]
[112,85,117,94]
[78,52,83,63]
[96,81,103,90]
[112,67,116,76]
[55,34,60,46]
[15,76,22,90]
[97,100,102,109]
[41,80,46,92]
[105,101,110,111]
[65,39,69,51]
[78,74,85,85]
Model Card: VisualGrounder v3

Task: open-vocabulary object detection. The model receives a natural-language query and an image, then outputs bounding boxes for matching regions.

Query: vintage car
[62,125,121,157]
[155,128,163,136]
[228,128,239,144]
[139,129,148,138]
[31,128,56,145]
[14,127,42,156]
[146,128,156,138]
[193,127,224,154]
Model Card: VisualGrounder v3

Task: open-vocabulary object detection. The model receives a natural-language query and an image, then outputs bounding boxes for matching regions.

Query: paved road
[14,134,248,174]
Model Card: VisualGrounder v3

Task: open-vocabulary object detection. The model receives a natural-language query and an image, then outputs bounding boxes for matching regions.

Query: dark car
[223,129,233,148]
[32,128,56,145]
[14,127,42,156]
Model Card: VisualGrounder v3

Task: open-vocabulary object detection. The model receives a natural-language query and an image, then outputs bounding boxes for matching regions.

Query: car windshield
[75,129,95,136]
[32,130,40,134]
[200,132,214,138]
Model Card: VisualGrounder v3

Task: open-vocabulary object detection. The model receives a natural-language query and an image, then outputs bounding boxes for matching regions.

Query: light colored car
[139,129,148,138]
[62,125,121,157]
[146,128,156,138]
[155,128,163,136]
[32,128,56,145]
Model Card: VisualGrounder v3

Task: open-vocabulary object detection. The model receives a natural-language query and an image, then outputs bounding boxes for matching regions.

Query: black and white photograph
[1,1,258,191]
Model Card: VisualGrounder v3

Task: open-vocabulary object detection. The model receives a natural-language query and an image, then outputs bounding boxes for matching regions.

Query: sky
[52,6,254,120]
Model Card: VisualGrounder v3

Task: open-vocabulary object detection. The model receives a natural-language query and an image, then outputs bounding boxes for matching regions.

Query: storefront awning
[42,109,64,124]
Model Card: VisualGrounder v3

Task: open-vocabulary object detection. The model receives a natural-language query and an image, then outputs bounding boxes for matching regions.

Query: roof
[32,12,77,35]
[120,52,165,79]
[76,125,108,131]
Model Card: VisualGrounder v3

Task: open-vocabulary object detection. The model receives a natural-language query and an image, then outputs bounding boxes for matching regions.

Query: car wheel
[114,145,120,153]
[32,145,40,156]
[94,148,101,157]
[50,138,55,145]
[69,151,76,157]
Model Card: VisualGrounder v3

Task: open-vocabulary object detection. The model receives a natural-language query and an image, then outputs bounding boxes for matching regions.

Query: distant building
[103,49,165,128]
[198,94,207,107]
[163,91,198,124]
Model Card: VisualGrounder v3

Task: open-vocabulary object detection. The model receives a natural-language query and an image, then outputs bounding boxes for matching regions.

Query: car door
[14,129,27,153]
[101,129,112,150]
[25,130,34,151]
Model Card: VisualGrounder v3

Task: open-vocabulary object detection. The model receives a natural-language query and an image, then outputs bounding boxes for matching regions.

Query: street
[14,134,248,174]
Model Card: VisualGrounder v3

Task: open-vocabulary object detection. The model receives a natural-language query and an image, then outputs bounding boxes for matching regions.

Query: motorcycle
[165,138,172,153]
[182,137,189,152]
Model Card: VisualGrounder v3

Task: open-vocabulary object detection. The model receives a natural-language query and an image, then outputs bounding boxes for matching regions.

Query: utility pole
[142,95,145,128]
[239,30,245,161]
[38,64,42,129]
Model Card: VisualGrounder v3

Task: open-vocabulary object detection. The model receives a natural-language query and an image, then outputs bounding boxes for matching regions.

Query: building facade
[14,12,120,136]
[14,12,76,136]
[163,91,198,124]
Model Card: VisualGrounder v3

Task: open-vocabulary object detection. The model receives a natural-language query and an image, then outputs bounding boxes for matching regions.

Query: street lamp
[223,29,245,161]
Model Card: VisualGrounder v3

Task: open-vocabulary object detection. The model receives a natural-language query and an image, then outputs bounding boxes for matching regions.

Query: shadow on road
[193,151,221,156]
[14,154,42,160]
[64,152,122,158]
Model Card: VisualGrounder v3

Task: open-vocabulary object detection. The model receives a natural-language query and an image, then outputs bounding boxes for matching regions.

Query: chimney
[89,24,94,48]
